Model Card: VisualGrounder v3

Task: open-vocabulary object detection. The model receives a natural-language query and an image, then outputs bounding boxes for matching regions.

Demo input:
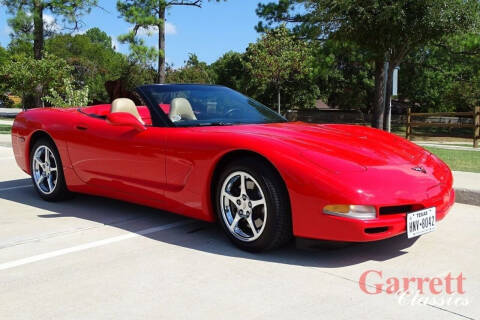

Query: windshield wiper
[198,121,235,126]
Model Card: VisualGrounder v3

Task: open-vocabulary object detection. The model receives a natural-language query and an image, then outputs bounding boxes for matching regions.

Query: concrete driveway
[0,145,478,319]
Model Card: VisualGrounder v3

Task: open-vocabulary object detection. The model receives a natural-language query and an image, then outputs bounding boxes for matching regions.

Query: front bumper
[295,188,455,242]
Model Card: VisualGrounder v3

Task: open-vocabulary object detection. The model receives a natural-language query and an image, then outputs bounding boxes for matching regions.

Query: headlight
[323,205,376,220]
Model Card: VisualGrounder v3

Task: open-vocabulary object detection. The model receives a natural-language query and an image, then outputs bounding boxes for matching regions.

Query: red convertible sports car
[11,84,454,251]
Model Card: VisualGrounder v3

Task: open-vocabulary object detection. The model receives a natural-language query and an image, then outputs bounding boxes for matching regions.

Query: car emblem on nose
[412,166,427,174]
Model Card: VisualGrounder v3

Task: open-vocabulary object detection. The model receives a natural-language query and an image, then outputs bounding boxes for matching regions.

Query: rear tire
[30,138,72,201]
[215,157,292,252]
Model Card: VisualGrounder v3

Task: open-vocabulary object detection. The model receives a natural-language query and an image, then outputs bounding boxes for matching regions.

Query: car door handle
[75,125,88,131]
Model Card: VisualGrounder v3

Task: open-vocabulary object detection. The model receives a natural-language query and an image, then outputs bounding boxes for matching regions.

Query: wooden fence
[406,106,480,148]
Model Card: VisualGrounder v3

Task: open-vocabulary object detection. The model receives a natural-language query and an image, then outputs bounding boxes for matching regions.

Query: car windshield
[139,84,286,127]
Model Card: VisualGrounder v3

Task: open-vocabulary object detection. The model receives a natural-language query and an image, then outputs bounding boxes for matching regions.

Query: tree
[0,46,12,107]
[211,51,247,91]
[312,40,375,113]
[117,0,223,84]
[245,26,318,113]
[85,27,113,48]
[399,33,480,113]
[0,53,73,108]
[166,53,214,84]
[117,62,157,93]
[2,0,98,60]
[6,8,58,42]
[257,0,480,128]
[2,0,98,106]
[0,46,9,68]
[45,29,126,103]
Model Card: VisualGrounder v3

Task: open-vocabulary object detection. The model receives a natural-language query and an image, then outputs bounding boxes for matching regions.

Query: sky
[0,0,268,67]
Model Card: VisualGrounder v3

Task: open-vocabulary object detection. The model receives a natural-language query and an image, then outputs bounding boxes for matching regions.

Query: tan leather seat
[169,98,197,122]
[111,98,144,124]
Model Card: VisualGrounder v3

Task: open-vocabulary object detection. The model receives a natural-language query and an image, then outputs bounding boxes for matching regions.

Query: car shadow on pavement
[0,178,420,268]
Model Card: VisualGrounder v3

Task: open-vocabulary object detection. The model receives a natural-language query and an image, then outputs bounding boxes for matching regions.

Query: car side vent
[379,205,416,215]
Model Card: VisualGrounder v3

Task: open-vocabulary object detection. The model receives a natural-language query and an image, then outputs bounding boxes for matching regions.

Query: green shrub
[43,78,90,108]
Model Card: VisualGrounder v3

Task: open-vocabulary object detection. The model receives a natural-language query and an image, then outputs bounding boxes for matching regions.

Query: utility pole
[383,61,389,131]
[277,89,281,114]
[385,65,399,132]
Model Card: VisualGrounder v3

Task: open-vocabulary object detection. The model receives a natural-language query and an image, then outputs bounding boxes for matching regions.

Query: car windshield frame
[136,84,287,127]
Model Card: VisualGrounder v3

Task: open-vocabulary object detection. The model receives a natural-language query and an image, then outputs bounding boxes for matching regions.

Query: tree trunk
[157,7,166,84]
[33,1,44,60]
[277,87,281,114]
[33,1,44,107]
[383,63,395,132]
[371,58,386,129]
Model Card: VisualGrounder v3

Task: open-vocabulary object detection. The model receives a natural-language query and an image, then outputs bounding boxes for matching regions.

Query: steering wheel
[224,108,241,118]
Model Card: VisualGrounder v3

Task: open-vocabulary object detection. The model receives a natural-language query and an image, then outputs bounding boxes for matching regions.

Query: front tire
[215,158,292,252]
[30,138,72,201]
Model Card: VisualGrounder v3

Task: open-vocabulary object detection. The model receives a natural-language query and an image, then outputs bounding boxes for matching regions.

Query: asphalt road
[0,145,478,320]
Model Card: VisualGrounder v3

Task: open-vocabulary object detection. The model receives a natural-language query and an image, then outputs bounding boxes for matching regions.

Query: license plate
[406,207,436,238]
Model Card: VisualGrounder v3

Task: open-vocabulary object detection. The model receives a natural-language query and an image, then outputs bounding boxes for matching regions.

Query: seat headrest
[169,98,197,122]
[111,98,144,124]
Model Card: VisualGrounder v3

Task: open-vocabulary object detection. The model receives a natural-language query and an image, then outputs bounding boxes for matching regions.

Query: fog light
[323,205,376,220]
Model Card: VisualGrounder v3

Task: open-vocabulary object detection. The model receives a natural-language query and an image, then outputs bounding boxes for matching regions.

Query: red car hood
[222,122,429,170]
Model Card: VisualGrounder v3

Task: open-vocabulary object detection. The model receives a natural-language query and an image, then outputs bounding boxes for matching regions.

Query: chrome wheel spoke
[246,216,259,237]
[34,157,44,167]
[47,175,53,192]
[224,193,239,206]
[34,151,45,167]
[229,213,241,231]
[239,173,247,196]
[44,147,50,165]
[250,199,265,209]
[36,175,45,188]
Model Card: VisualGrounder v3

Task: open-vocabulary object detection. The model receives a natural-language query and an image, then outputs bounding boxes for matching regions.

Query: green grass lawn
[425,147,480,173]
[0,124,12,134]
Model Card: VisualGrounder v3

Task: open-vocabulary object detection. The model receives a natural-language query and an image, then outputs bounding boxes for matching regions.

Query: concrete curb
[0,114,16,118]
[0,108,21,118]
[453,171,480,207]
[454,188,480,207]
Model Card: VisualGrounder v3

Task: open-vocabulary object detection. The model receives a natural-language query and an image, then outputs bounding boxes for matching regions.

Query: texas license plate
[406,207,436,238]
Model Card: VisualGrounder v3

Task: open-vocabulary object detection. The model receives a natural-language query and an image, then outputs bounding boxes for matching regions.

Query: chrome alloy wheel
[220,171,267,242]
[32,145,58,195]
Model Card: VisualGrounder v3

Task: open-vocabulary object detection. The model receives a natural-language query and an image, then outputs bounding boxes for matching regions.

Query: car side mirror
[106,112,146,132]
